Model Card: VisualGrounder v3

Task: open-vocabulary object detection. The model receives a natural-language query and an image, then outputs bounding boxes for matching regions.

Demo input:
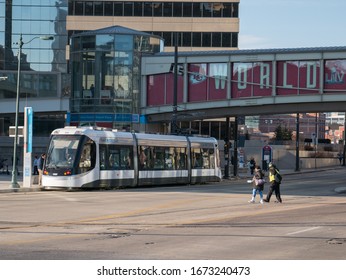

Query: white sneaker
[248,199,255,203]
[260,199,264,204]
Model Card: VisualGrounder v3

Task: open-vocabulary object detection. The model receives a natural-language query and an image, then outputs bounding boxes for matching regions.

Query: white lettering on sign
[325,67,345,84]
[307,62,317,88]
[283,62,293,88]
[260,63,270,89]
[237,64,248,89]
[210,63,227,90]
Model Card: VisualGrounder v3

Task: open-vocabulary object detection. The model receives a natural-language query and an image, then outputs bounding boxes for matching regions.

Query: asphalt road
[0,169,345,260]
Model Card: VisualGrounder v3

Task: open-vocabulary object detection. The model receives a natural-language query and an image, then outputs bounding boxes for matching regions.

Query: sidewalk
[0,167,345,194]
[0,173,42,193]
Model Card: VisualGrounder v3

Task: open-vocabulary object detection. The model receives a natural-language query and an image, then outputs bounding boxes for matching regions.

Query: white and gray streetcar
[42,126,222,189]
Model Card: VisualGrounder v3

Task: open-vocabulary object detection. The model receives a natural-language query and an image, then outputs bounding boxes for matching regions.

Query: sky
[238,0,346,49]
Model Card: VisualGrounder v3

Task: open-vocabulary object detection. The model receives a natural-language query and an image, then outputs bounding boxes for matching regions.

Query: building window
[94,2,103,16]
[183,3,193,17]
[114,2,124,16]
[192,32,201,47]
[212,33,221,47]
[193,3,202,17]
[163,2,172,17]
[202,32,212,47]
[143,2,152,16]
[85,2,93,15]
[153,3,162,16]
[182,32,192,47]
[68,1,239,18]
[134,2,143,16]
[74,1,84,15]
[124,2,133,16]
[173,2,182,17]
[104,2,114,16]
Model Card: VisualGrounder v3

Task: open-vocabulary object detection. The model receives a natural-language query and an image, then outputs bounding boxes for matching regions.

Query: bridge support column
[295,113,300,171]
[343,112,346,166]
[223,117,230,179]
[233,116,238,177]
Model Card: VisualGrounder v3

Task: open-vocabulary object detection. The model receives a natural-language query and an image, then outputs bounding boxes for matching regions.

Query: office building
[0,0,69,137]
[66,0,240,52]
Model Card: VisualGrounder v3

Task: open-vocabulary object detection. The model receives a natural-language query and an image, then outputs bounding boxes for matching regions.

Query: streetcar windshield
[45,135,81,169]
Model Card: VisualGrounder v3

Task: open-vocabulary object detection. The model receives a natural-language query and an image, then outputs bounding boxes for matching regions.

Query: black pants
[265,181,282,202]
[33,166,38,175]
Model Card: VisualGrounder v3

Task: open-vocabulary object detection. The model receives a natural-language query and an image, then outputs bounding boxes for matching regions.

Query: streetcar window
[138,146,187,170]
[46,135,80,169]
[99,144,133,170]
[192,148,215,169]
[78,139,96,174]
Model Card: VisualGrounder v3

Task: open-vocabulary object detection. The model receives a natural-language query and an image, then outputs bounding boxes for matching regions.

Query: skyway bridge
[141,46,346,122]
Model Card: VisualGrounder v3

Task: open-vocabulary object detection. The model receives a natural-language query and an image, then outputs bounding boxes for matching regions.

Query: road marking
[286,226,320,236]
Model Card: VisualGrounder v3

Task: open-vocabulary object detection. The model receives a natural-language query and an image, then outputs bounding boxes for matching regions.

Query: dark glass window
[94,2,103,16]
[233,3,239,17]
[193,3,202,17]
[183,3,192,17]
[134,2,143,16]
[232,33,238,48]
[182,32,191,47]
[68,0,74,15]
[85,2,93,15]
[200,122,210,137]
[153,3,162,16]
[163,2,172,17]
[202,3,212,17]
[223,3,231,17]
[202,32,212,47]
[143,2,152,16]
[104,2,113,16]
[124,2,133,16]
[213,3,223,17]
[173,2,182,17]
[211,122,220,139]
[75,1,84,15]
[222,32,231,47]
[81,36,96,49]
[163,32,172,46]
[212,32,221,47]
[114,2,123,16]
[192,32,201,47]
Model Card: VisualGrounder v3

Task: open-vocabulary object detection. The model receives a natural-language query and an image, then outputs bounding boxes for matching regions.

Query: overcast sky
[238,0,346,49]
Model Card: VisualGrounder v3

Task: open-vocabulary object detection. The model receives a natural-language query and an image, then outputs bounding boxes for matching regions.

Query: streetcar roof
[50,127,218,145]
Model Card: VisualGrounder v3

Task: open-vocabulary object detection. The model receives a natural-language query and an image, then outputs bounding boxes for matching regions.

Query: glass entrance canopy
[70,25,163,129]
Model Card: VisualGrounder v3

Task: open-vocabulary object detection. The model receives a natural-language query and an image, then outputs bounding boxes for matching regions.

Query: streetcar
[42,126,222,189]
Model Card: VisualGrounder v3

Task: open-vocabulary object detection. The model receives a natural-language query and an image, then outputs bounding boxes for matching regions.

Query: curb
[0,185,42,193]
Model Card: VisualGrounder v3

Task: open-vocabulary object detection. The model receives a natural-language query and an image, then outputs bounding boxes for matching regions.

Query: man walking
[263,162,282,203]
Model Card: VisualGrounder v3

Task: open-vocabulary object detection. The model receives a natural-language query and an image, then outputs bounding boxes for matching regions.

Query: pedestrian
[337,152,343,165]
[248,165,265,204]
[37,153,46,186]
[249,157,256,175]
[33,155,39,175]
[263,162,282,203]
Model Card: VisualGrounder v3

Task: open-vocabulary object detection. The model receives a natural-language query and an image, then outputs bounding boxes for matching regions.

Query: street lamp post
[10,34,54,189]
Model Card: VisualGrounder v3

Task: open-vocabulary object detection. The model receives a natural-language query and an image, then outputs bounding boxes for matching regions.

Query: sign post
[23,107,33,188]
[262,145,272,171]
